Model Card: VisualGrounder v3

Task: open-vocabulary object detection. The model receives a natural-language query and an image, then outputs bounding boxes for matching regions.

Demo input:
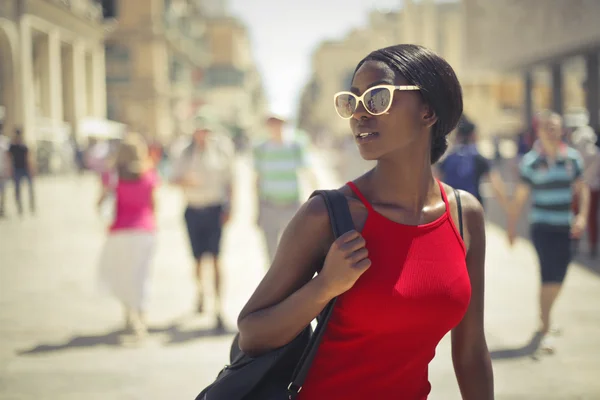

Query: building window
[170,58,184,83]
[309,80,321,101]
[204,66,245,87]
[105,43,130,83]
[100,0,118,18]
[107,96,119,121]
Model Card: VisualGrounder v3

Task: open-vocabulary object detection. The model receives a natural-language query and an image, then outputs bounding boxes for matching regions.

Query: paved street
[1,150,599,399]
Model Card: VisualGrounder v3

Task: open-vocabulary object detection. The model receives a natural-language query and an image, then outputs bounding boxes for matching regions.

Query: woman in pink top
[97,133,158,339]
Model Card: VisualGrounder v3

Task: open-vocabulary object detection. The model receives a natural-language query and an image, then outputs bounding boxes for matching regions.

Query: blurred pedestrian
[8,128,35,216]
[437,118,508,211]
[97,133,158,340]
[238,44,493,399]
[508,110,590,353]
[253,114,314,265]
[0,128,10,217]
[171,113,234,329]
[567,112,600,258]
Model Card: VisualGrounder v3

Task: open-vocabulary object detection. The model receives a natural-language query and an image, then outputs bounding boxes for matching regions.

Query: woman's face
[349,60,431,161]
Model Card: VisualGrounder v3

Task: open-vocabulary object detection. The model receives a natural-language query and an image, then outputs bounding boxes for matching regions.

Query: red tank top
[298,180,471,400]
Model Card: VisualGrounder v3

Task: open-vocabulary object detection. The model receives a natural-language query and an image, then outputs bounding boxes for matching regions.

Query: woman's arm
[507,183,530,245]
[571,178,590,238]
[237,196,334,356]
[237,194,370,356]
[97,186,111,209]
[451,191,494,400]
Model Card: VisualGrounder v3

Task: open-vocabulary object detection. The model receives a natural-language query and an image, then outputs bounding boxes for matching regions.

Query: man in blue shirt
[508,110,590,353]
[438,119,507,210]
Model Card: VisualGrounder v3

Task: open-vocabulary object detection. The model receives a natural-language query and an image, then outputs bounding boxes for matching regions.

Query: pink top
[109,170,158,232]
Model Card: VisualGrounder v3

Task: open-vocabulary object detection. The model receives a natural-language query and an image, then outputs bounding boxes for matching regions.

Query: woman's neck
[367,141,437,214]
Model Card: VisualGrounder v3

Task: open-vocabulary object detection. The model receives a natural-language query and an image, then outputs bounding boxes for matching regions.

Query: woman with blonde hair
[97,133,159,339]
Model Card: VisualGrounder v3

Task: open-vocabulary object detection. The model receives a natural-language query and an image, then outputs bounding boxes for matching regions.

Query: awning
[78,117,126,139]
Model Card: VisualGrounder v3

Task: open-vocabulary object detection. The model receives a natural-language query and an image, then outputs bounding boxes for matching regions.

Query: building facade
[0,0,107,143]
[196,16,267,136]
[298,0,584,140]
[464,0,600,135]
[197,0,229,18]
[104,0,207,141]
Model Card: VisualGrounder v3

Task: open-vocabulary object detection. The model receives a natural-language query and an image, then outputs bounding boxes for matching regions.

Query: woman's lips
[355,132,380,143]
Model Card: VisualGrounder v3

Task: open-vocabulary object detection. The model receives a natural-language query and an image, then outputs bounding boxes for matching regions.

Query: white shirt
[571,126,600,190]
[0,136,10,177]
[172,134,235,208]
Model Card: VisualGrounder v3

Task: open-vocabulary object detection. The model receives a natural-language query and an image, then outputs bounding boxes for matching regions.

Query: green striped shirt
[253,140,306,204]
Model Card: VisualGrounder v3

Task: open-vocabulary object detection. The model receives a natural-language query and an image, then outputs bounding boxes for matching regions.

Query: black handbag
[195,189,354,400]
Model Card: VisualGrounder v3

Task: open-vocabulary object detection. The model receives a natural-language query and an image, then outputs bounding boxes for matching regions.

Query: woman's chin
[357,148,381,161]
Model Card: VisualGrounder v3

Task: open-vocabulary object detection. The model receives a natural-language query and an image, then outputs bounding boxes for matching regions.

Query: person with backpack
[437,119,508,211]
[236,45,494,399]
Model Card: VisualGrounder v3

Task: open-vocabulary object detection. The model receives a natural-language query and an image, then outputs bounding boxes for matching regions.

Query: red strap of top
[436,178,451,214]
[346,181,374,211]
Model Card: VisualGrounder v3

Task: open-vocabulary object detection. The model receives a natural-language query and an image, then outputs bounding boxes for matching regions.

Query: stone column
[550,62,563,115]
[48,30,64,127]
[19,18,35,142]
[67,41,87,137]
[584,52,599,135]
[92,46,107,118]
[524,69,534,129]
[37,34,51,119]
[0,25,16,138]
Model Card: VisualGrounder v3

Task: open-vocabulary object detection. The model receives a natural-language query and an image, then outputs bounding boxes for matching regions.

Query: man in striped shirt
[253,115,311,264]
[508,110,590,353]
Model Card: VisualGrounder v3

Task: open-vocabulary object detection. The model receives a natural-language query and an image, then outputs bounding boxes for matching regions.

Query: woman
[508,110,589,352]
[237,44,493,399]
[97,133,158,339]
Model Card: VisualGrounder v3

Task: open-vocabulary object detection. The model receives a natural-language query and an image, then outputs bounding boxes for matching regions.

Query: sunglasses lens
[364,87,392,115]
[334,94,357,118]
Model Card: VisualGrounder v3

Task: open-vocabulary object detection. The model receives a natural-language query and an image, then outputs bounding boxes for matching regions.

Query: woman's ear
[422,104,438,129]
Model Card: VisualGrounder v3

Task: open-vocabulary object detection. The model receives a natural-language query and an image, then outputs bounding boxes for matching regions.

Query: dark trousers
[531,225,572,284]
[184,205,224,259]
[13,168,35,214]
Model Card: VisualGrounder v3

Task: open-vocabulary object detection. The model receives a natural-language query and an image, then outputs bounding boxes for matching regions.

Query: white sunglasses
[333,84,420,119]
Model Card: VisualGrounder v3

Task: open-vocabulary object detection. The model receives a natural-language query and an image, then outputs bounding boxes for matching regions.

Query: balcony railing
[48,0,103,22]
[202,66,246,88]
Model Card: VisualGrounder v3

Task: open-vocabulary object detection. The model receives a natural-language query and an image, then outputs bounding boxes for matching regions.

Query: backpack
[441,144,479,197]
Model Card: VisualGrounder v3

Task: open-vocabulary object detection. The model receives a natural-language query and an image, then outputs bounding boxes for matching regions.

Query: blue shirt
[519,144,583,230]
[439,144,490,205]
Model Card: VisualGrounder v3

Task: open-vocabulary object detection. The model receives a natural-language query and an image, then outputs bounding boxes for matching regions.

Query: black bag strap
[453,188,464,239]
[287,189,354,399]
